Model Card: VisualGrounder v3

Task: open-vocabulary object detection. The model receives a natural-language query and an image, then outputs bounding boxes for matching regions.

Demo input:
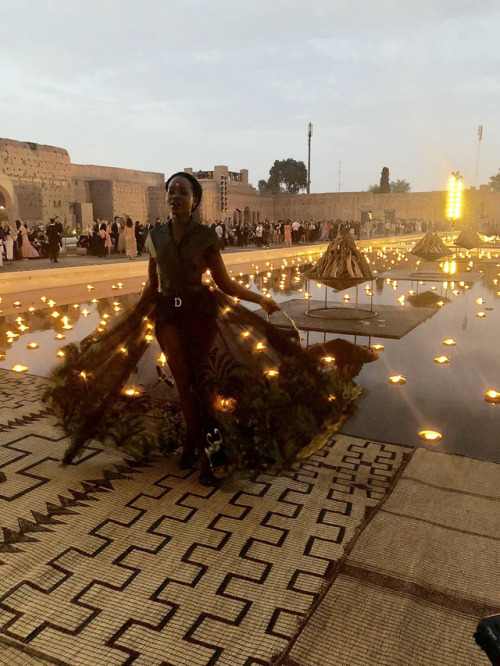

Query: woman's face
[167,176,197,216]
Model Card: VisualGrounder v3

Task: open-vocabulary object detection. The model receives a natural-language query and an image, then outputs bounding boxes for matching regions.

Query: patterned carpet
[0,369,412,665]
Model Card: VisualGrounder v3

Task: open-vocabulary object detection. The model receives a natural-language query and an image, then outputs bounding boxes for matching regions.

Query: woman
[284,221,292,246]
[117,218,126,254]
[103,221,112,255]
[0,221,13,262]
[20,222,39,259]
[144,172,279,484]
[125,217,138,260]
[47,174,366,488]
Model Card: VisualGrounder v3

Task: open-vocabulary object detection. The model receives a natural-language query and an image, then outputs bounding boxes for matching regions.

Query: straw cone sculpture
[411,232,452,261]
[305,233,372,291]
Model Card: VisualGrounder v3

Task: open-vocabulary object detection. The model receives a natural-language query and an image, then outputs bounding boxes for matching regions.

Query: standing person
[284,221,292,246]
[124,217,137,260]
[1,222,14,262]
[254,222,264,247]
[135,221,144,255]
[117,217,126,254]
[46,218,62,263]
[20,223,39,259]
[47,171,366,489]
[214,221,224,249]
[144,172,279,485]
[291,219,300,244]
[110,217,120,253]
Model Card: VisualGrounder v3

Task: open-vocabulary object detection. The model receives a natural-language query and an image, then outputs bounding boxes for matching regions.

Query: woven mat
[0,367,412,666]
[286,447,500,665]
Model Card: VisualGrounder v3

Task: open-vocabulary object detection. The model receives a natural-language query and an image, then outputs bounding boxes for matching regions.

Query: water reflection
[1,243,499,461]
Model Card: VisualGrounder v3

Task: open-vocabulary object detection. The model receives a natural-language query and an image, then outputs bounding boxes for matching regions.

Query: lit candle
[389,375,406,384]
[371,344,385,351]
[419,430,442,442]
[26,342,39,350]
[484,390,500,404]
[443,339,456,346]
[12,364,28,373]
[476,312,486,318]
[321,356,335,363]
[123,387,140,396]
[434,356,450,364]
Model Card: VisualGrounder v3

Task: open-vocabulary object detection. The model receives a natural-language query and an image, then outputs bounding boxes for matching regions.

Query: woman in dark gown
[144,172,279,484]
[47,174,370,488]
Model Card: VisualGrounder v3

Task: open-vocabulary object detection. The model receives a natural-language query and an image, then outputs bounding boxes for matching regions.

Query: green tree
[261,159,308,194]
[379,167,391,193]
[390,179,411,193]
[489,171,500,192]
[367,184,380,193]
[258,179,269,193]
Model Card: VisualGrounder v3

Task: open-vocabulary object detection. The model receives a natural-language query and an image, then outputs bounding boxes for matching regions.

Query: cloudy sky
[2,1,499,193]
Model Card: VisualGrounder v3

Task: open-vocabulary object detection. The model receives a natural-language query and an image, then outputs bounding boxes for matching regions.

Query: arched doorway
[244,206,251,224]
[0,178,19,224]
[0,189,8,223]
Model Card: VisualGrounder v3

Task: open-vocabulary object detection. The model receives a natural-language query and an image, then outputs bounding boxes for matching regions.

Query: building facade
[1,137,499,232]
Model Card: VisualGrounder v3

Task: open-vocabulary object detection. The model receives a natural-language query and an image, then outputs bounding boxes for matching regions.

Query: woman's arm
[207,249,280,314]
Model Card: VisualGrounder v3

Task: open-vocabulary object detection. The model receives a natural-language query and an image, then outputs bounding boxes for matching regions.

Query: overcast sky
[2,1,499,193]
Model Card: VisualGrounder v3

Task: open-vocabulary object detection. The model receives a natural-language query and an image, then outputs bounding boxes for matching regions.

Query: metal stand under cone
[306,280,377,321]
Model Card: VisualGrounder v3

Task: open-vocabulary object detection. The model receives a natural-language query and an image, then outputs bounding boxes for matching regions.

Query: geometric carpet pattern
[286,448,500,666]
[0,370,412,665]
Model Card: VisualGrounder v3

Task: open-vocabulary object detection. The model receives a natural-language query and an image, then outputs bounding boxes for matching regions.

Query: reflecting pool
[1,240,499,462]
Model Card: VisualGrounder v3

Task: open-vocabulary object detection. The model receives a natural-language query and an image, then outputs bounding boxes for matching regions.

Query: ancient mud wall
[272,188,500,228]
[0,139,72,224]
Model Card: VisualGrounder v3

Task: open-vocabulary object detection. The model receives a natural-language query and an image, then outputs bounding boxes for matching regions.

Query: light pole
[475,125,483,189]
[307,123,313,194]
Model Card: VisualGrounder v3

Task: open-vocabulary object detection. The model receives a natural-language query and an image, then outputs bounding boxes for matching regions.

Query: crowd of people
[0,217,64,265]
[76,216,154,259]
[210,216,438,249]
[1,213,441,267]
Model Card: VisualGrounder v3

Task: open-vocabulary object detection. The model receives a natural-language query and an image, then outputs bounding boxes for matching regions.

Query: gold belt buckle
[174,297,182,308]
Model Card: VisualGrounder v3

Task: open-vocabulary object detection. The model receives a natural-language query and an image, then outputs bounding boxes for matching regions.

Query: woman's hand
[259,295,281,315]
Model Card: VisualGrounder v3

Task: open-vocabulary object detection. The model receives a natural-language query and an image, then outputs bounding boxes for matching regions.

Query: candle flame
[419,430,442,442]
[434,355,450,364]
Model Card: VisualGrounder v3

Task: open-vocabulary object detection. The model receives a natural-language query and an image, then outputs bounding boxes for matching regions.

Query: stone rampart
[0,138,72,224]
